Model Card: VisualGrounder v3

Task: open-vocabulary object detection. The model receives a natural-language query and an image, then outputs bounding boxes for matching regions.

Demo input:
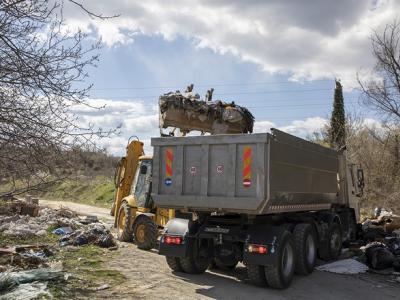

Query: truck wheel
[134,217,158,250]
[213,257,238,271]
[318,222,342,261]
[180,242,211,274]
[293,223,317,275]
[265,231,295,289]
[166,256,183,272]
[117,201,133,242]
[246,264,267,286]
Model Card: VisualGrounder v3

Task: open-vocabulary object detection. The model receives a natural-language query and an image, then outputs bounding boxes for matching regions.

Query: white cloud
[279,117,328,137]
[64,0,399,87]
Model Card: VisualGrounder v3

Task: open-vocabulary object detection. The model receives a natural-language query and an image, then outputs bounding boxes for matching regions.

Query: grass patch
[0,232,124,299]
[0,232,58,248]
[0,176,116,209]
[48,245,125,299]
[39,177,115,209]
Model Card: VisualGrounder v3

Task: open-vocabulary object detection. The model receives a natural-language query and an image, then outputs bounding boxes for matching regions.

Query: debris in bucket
[159,86,255,135]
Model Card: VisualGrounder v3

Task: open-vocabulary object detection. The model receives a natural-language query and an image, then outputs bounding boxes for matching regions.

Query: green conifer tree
[329,80,346,148]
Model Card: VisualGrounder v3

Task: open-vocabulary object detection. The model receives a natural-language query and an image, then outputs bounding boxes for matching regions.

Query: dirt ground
[40,200,400,300]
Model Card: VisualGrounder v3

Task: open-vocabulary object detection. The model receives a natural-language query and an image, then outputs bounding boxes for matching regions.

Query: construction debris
[0,195,39,217]
[159,87,255,135]
[0,244,54,269]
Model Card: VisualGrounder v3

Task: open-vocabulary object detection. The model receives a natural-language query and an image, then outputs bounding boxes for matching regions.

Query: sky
[64,0,399,155]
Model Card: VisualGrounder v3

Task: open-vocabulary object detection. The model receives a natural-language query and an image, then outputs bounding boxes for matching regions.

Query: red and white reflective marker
[190,166,197,175]
[243,178,251,187]
[216,165,224,174]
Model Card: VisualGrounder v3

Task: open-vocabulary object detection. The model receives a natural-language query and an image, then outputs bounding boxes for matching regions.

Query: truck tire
[246,264,267,286]
[117,201,133,242]
[293,223,317,275]
[166,256,183,272]
[265,231,295,289]
[133,217,158,250]
[318,222,342,261]
[180,242,211,274]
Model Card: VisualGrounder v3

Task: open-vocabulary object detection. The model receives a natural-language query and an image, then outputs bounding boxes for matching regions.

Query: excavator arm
[111,139,144,219]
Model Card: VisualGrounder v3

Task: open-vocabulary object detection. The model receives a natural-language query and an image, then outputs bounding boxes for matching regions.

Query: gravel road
[40,200,400,300]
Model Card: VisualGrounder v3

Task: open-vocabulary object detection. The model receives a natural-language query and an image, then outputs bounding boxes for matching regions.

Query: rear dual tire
[246,231,296,289]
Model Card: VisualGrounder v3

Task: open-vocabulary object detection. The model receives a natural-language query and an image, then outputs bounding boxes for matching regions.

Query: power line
[91,79,339,91]
[90,87,357,99]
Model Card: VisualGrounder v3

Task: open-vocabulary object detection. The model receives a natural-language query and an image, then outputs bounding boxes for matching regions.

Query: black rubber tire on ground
[166,256,183,272]
[133,217,158,250]
[213,257,238,271]
[264,231,296,289]
[180,242,211,274]
[318,222,342,261]
[246,264,267,287]
[116,201,133,242]
[293,223,317,275]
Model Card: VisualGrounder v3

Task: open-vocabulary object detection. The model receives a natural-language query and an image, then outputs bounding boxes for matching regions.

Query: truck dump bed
[151,129,343,215]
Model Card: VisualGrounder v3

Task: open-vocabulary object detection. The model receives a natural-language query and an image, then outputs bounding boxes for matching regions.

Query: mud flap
[159,218,192,257]
[243,224,287,266]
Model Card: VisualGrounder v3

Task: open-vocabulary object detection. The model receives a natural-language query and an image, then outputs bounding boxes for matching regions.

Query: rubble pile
[358,208,400,272]
[159,90,255,135]
[0,207,81,237]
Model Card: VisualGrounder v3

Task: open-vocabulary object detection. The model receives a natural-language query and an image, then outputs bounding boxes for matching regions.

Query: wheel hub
[136,224,146,243]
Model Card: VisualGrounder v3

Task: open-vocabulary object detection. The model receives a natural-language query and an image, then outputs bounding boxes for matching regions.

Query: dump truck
[152,129,364,289]
[110,138,175,250]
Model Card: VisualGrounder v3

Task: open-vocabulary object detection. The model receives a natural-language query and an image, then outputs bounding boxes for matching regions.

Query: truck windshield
[132,159,152,208]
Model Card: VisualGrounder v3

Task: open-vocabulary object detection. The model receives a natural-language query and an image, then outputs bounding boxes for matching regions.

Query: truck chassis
[160,206,357,289]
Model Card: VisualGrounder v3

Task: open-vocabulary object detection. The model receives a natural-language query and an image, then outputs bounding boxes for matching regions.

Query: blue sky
[65,0,397,155]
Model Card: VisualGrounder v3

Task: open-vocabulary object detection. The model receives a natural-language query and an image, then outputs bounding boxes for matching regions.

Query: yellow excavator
[110,137,175,250]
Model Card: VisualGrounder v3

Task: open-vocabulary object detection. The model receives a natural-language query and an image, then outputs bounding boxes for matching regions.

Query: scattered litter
[53,226,73,235]
[316,259,369,274]
[0,282,50,300]
[365,242,395,270]
[0,264,63,299]
[94,284,109,291]
[59,223,117,248]
[79,215,99,225]
[0,245,54,269]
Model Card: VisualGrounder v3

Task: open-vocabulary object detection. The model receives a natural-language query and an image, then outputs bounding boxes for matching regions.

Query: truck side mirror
[140,165,148,175]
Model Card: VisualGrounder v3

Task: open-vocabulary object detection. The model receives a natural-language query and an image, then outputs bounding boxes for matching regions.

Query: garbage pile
[318,207,400,278]
[0,195,39,217]
[58,223,117,249]
[159,87,255,135]
[0,207,82,237]
[0,204,117,271]
[0,263,64,300]
[358,208,400,271]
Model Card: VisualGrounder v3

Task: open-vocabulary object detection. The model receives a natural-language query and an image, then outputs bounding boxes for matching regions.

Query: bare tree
[358,20,400,121]
[0,1,116,196]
